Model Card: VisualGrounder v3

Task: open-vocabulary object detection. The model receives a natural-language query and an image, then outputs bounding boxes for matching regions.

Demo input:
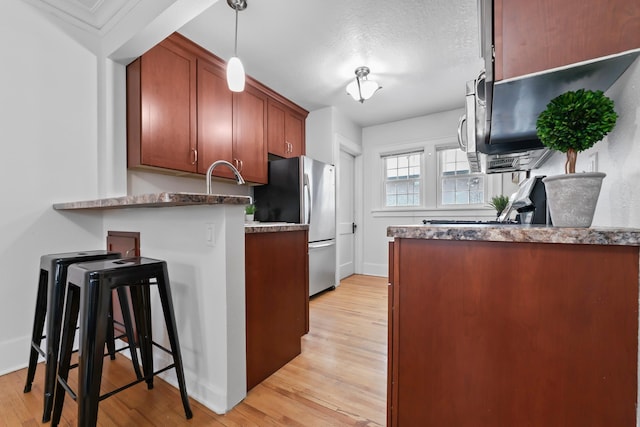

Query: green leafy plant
[489,195,510,216]
[245,204,256,215]
[536,89,617,174]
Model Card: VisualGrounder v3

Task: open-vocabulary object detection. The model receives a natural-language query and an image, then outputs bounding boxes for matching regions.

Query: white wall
[361,109,516,277]
[0,1,105,374]
[535,58,640,228]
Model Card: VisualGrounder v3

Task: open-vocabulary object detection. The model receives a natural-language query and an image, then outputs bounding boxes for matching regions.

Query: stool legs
[24,270,48,394]
[130,284,154,389]
[51,283,80,427]
[116,287,143,380]
[157,268,193,419]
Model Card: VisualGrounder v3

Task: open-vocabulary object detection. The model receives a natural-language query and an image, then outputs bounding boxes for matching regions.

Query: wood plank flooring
[0,274,388,426]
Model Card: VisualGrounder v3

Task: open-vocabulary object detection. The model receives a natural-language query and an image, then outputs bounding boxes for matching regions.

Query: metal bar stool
[51,257,193,426]
[24,250,142,423]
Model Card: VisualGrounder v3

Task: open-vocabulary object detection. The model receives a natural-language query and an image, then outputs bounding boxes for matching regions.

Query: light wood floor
[0,274,388,426]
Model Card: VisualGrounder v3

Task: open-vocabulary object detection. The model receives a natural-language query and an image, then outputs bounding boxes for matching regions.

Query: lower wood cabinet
[388,238,638,426]
[245,230,309,390]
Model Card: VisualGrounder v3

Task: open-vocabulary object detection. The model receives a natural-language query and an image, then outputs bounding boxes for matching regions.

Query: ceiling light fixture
[226,0,247,92]
[346,66,381,103]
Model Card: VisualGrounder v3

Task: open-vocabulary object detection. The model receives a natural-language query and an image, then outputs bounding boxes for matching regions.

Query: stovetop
[422,219,518,225]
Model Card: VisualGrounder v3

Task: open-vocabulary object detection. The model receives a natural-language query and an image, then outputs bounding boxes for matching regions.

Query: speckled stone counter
[53,192,250,210]
[244,223,308,233]
[387,224,640,247]
[52,191,251,413]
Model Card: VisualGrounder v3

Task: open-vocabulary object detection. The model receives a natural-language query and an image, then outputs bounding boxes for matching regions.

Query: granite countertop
[244,223,309,233]
[387,224,640,247]
[53,192,251,210]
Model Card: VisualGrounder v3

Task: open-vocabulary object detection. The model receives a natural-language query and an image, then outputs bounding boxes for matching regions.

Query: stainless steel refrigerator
[254,156,336,296]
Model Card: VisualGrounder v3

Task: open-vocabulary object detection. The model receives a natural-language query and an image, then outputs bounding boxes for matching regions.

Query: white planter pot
[245,214,254,223]
[542,172,605,227]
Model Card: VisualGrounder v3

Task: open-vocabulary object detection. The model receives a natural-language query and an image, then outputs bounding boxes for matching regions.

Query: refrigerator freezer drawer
[309,240,336,297]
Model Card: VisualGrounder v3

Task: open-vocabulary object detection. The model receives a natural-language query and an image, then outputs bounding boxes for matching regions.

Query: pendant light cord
[233,5,239,56]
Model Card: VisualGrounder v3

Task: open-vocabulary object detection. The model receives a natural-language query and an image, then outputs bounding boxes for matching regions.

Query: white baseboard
[362,262,388,278]
[0,335,33,376]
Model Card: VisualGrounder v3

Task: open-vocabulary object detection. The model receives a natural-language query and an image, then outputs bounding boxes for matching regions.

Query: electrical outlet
[588,152,598,172]
[205,223,215,247]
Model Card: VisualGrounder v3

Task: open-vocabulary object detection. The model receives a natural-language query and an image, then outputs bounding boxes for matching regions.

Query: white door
[338,149,355,279]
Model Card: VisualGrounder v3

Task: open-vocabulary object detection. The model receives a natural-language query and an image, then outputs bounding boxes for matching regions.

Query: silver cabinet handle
[309,240,335,249]
[190,148,198,165]
[457,114,467,151]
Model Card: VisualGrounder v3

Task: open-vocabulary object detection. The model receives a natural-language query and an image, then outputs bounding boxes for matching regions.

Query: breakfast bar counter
[386,224,640,426]
[53,192,252,414]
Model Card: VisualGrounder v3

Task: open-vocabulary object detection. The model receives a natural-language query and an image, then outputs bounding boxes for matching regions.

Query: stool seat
[24,250,137,423]
[52,257,192,426]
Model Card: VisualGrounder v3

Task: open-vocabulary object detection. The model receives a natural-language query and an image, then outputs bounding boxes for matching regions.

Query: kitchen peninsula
[387,224,640,426]
[53,192,308,414]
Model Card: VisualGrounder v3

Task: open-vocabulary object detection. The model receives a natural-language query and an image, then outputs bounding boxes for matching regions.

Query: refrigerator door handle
[303,172,311,224]
[309,240,336,249]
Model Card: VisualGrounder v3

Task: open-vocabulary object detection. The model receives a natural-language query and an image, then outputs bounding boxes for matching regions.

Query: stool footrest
[30,342,46,358]
[99,363,177,402]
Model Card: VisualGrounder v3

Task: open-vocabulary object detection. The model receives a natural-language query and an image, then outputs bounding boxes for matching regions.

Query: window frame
[369,137,504,215]
[381,150,424,208]
[437,145,488,208]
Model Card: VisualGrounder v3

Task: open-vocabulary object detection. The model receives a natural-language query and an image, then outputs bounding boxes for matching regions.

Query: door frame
[335,133,363,280]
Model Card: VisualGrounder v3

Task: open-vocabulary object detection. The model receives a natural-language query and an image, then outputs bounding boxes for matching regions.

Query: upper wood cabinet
[267,98,306,158]
[234,85,268,184]
[127,33,307,184]
[494,0,640,80]
[127,37,197,173]
[196,57,234,178]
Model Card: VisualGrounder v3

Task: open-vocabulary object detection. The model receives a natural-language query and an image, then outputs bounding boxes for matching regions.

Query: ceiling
[29,0,484,128]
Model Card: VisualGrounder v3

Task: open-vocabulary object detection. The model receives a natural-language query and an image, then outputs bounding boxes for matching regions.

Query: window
[439,148,485,205]
[383,151,422,207]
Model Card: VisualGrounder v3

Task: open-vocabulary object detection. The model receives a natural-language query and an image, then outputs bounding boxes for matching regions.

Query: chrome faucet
[206,160,246,194]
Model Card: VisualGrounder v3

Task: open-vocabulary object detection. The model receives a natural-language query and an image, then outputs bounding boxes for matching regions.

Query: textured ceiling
[180,0,484,127]
[27,0,484,128]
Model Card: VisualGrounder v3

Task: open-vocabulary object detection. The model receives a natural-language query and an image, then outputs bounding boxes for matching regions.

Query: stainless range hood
[467,49,640,174]
[463,0,640,174]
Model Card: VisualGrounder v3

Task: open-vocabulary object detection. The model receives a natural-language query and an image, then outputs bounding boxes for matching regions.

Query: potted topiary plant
[536,89,617,227]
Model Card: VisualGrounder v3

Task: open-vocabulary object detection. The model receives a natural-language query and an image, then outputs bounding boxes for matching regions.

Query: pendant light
[227,0,247,92]
[346,66,381,103]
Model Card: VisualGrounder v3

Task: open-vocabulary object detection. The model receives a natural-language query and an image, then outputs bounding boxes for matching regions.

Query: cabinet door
[285,110,305,157]
[234,84,268,184]
[495,0,640,80]
[267,100,287,157]
[196,58,234,177]
[131,39,197,172]
[268,99,305,158]
[245,230,309,390]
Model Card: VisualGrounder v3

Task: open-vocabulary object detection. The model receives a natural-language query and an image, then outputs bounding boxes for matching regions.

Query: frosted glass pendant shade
[346,80,361,101]
[227,56,245,92]
[359,80,380,100]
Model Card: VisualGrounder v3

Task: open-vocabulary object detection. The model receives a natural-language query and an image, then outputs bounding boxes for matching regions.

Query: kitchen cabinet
[233,84,268,184]
[388,237,638,426]
[245,229,309,390]
[267,98,306,158]
[196,58,233,177]
[127,33,307,184]
[127,37,197,173]
[492,0,640,80]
